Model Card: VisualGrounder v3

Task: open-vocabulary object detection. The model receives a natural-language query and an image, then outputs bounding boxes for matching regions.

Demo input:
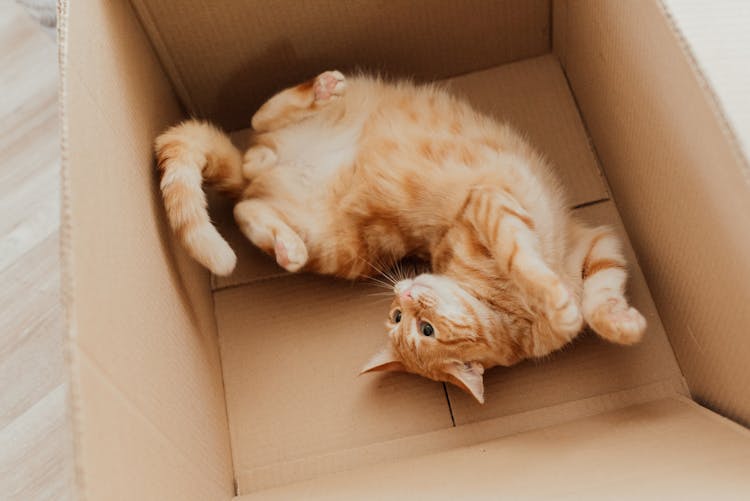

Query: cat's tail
[154,119,245,276]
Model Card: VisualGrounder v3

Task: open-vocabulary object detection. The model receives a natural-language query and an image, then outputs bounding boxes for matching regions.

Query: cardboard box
[59,0,750,498]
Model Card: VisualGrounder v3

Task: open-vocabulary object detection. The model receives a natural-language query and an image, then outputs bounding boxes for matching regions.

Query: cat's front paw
[589,299,646,345]
[274,235,308,272]
[545,281,584,335]
[314,71,346,103]
[242,145,277,180]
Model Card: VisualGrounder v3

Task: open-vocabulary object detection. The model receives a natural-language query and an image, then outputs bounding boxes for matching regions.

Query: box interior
[61,0,750,499]
[214,55,687,492]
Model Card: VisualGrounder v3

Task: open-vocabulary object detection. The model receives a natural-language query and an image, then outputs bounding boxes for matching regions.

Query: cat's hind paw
[274,235,308,272]
[314,71,346,103]
[589,299,646,345]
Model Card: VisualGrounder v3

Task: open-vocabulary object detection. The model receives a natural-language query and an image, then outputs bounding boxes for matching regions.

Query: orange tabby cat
[155,71,646,403]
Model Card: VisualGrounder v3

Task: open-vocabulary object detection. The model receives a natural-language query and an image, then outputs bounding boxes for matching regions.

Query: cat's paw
[242,145,277,180]
[274,235,308,272]
[545,281,584,335]
[589,299,646,345]
[204,240,237,277]
[314,71,346,103]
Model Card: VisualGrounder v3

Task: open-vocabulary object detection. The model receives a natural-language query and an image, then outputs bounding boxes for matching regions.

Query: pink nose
[401,289,412,300]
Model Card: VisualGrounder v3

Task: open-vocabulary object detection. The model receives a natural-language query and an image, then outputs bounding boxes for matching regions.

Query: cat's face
[361,273,491,403]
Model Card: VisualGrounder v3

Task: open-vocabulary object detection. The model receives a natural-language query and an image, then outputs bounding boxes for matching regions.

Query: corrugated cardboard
[555,0,750,425]
[60,0,233,499]
[215,277,452,492]
[129,0,551,130]
[59,0,750,499]
[235,399,750,500]
[232,379,686,493]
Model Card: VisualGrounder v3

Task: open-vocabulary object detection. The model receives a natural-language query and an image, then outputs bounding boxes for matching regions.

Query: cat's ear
[443,361,485,404]
[359,345,406,374]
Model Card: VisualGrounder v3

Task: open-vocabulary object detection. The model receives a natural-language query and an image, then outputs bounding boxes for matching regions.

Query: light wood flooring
[0,2,73,500]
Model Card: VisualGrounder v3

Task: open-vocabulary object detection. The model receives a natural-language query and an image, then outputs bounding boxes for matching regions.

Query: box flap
[555,0,750,425]
[59,0,234,498]
[129,0,550,130]
[234,378,686,493]
[235,398,750,500]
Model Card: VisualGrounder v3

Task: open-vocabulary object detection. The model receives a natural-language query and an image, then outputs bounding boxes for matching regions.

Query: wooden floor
[0,3,73,500]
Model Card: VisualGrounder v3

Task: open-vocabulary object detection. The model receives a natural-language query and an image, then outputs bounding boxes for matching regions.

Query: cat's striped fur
[155,71,645,403]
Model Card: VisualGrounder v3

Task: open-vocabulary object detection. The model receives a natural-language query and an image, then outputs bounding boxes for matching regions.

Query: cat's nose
[400,289,413,301]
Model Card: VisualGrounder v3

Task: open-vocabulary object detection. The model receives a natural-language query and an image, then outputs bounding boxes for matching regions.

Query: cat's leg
[233,199,308,272]
[463,187,583,340]
[568,222,646,344]
[251,70,346,132]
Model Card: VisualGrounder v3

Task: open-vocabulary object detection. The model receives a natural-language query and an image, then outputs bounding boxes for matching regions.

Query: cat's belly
[257,162,336,235]
[259,124,361,242]
[273,115,359,181]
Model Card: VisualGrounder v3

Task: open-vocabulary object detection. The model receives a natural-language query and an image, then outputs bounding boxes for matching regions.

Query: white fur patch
[160,164,202,190]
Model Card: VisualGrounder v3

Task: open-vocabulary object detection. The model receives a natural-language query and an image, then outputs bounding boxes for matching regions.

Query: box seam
[208,284,241,495]
[571,197,609,210]
[442,383,456,427]
[676,396,750,435]
[128,0,197,118]
[211,271,291,293]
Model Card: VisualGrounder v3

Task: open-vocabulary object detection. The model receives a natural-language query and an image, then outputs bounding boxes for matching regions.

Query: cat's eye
[420,322,434,337]
[392,309,402,323]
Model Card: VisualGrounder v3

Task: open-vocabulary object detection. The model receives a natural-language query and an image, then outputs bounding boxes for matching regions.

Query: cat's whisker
[376,258,399,286]
[391,259,403,283]
[367,296,394,304]
[365,273,393,286]
[369,284,393,292]
[398,261,413,280]
[366,276,395,290]
[358,256,384,274]
[367,283,393,292]
[360,256,401,288]
[382,271,398,286]
[391,255,405,283]
[359,256,393,283]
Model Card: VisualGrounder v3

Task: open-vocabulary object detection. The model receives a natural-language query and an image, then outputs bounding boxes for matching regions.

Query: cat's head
[361,273,494,403]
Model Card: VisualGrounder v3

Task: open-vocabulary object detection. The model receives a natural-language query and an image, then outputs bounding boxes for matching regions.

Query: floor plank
[0,2,72,500]
[0,386,71,501]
